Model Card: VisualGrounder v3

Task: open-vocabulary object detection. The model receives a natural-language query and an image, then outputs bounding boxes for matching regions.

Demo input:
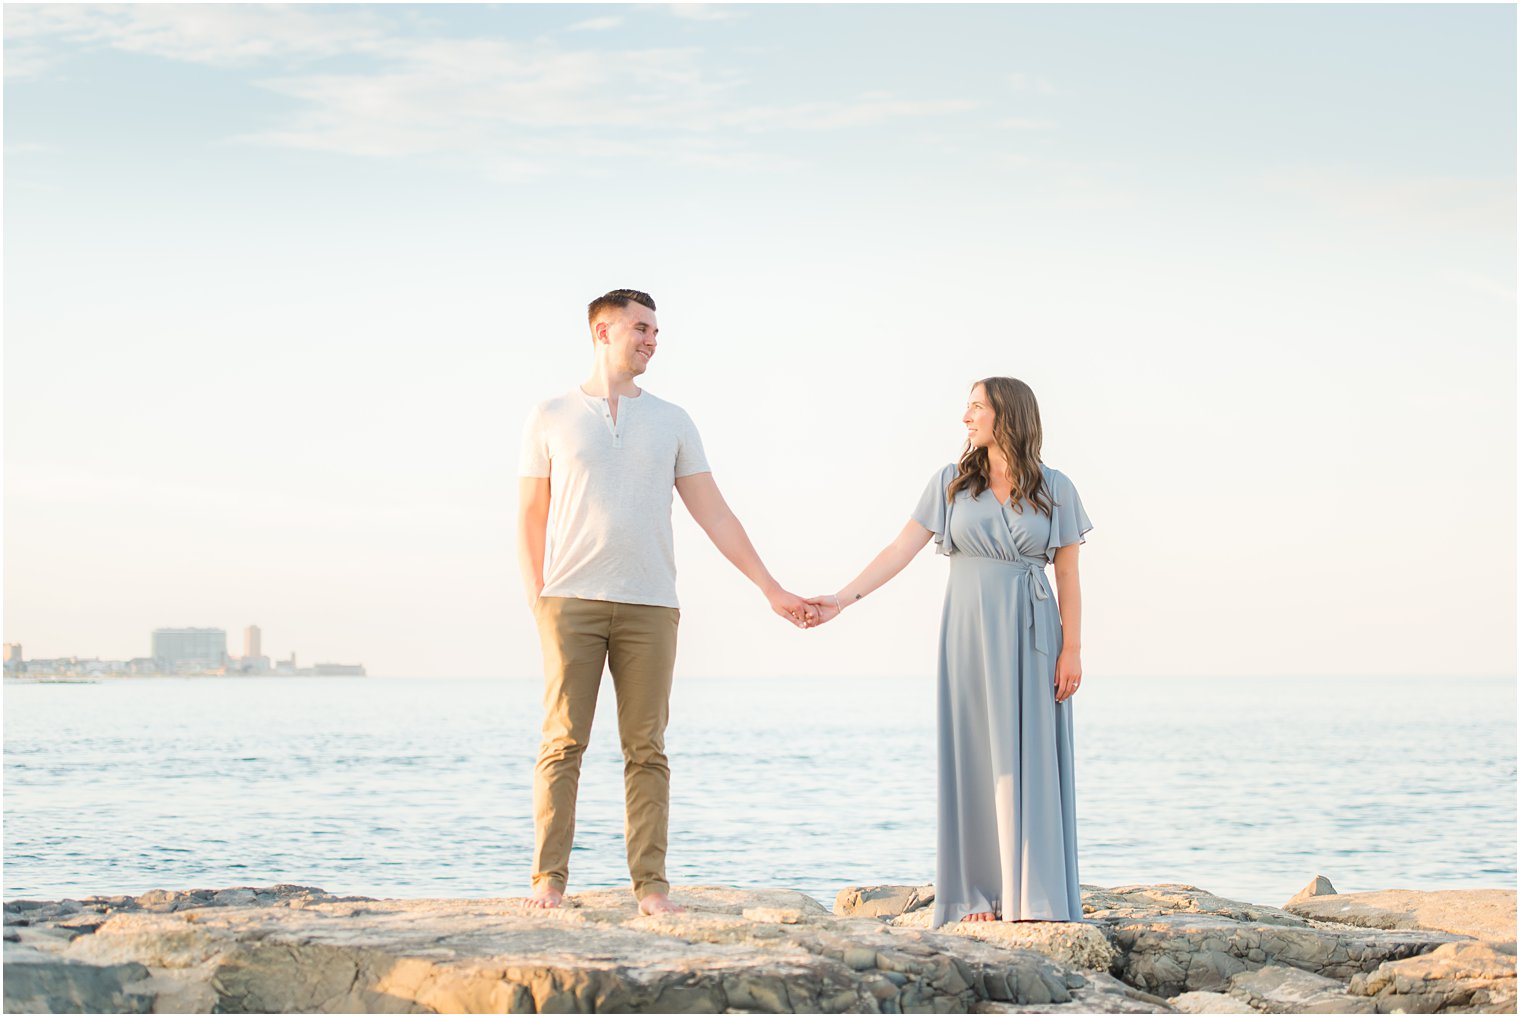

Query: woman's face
[963,384,996,449]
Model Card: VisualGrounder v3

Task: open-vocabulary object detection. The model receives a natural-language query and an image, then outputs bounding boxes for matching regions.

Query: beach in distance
[3,672,1513,907]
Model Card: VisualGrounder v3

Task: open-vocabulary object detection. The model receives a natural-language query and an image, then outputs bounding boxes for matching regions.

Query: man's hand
[518,477,551,613]
[768,587,819,628]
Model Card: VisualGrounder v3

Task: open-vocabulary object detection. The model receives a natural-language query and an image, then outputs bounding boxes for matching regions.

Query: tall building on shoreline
[234,624,272,675]
[152,628,227,674]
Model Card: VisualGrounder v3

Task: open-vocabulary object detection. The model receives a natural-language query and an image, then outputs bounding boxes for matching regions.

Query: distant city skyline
[5,4,1514,679]
[3,623,365,678]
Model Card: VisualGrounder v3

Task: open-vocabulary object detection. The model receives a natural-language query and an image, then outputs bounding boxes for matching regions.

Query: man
[517,288,815,915]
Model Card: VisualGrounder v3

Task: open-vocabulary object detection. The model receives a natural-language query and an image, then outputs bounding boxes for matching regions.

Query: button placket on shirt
[601,399,623,449]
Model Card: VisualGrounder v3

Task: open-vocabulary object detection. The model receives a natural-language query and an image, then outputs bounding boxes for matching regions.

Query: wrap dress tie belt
[987,555,1054,658]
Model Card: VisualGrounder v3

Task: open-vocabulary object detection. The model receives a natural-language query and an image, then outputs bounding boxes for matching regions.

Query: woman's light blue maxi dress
[912,462,1093,927]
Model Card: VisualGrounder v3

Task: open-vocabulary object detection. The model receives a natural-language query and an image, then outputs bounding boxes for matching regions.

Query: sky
[4,3,1515,680]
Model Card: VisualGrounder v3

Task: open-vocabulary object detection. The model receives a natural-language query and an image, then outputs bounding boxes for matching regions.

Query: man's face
[597,303,659,376]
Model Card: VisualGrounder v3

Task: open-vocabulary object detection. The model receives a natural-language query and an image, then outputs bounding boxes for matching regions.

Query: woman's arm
[808,520,934,624]
[1052,542,1083,701]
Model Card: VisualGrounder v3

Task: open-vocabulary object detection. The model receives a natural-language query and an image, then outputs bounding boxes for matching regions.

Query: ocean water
[4,673,1514,908]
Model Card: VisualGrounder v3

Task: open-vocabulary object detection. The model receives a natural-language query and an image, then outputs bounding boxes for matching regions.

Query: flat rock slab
[4,885,1165,1014]
[1226,964,1374,1013]
[1106,911,1462,996]
[1083,884,1313,929]
[1283,889,1517,946]
[890,909,1119,972]
[1169,990,1257,1014]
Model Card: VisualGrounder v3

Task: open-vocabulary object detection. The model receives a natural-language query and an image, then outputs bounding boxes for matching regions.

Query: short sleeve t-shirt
[519,387,710,609]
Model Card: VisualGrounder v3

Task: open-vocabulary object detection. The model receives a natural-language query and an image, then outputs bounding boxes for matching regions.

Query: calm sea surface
[4,674,1514,908]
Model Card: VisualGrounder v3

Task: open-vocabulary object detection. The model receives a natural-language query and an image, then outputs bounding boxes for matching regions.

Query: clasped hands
[767,588,847,630]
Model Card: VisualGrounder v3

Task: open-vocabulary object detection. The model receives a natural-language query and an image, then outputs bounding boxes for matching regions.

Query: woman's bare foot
[638,891,685,915]
[963,911,998,922]
[525,885,563,909]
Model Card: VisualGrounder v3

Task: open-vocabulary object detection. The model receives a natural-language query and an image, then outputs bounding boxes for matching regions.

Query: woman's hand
[804,595,843,627]
[1054,649,1083,702]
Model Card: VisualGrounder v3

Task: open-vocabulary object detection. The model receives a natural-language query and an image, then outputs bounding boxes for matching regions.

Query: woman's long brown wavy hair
[947,377,1054,517]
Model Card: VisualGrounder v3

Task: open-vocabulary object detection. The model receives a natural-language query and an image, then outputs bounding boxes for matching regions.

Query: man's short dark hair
[587,289,656,326]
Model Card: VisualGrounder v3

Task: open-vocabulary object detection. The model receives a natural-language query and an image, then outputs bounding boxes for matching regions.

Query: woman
[808,377,1091,926]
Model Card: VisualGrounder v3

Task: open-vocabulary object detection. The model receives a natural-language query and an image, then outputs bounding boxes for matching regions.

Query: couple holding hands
[517,289,1091,926]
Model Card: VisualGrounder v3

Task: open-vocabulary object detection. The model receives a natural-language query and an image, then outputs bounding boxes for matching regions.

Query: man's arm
[518,476,551,609]
[674,471,813,627]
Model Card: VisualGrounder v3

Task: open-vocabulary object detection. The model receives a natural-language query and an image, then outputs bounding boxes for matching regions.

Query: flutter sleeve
[911,464,959,556]
[1045,469,1093,560]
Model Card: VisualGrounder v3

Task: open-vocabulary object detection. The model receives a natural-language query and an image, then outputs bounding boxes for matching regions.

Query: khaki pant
[531,596,680,902]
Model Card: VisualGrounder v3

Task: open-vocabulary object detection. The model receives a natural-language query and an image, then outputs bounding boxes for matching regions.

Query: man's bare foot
[524,885,563,909]
[638,891,685,915]
[963,911,997,922]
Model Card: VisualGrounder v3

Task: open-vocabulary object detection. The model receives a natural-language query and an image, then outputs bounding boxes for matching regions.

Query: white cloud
[230,30,976,172]
[568,16,624,32]
[238,38,736,159]
[9,4,978,177]
[4,3,395,75]
[3,39,56,79]
[665,4,747,21]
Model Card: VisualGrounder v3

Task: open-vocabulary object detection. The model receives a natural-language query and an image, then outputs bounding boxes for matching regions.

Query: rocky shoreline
[4,877,1513,1013]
